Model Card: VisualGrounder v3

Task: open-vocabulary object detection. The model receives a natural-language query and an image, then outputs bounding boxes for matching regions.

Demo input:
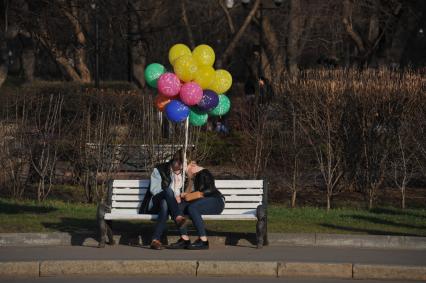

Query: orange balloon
[155,95,172,112]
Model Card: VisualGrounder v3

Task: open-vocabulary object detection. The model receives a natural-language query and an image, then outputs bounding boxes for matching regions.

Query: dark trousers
[149,188,183,241]
[179,197,225,237]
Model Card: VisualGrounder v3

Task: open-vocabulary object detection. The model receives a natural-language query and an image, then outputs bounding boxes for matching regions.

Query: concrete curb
[197,261,277,277]
[278,262,353,279]
[40,260,197,277]
[353,264,426,281]
[1,232,426,250]
[0,261,39,277]
[0,260,425,280]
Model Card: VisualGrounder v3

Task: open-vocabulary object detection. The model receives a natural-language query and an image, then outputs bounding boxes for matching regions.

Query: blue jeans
[149,188,183,241]
[179,197,225,237]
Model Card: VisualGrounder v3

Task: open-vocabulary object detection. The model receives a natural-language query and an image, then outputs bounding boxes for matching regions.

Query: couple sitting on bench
[140,149,224,250]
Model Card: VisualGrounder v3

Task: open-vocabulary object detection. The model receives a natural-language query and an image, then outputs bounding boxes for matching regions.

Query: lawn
[0,197,425,236]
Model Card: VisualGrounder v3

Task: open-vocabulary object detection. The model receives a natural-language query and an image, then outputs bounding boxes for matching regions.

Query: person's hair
[171,149,184,164]
[171,148,197,165]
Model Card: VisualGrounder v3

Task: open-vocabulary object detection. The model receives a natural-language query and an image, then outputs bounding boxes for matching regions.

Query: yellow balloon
[173,54,198,82]
[192,44,215,67]
[169,43,191,66]
[208,69,232,94]
[194,66,215,89]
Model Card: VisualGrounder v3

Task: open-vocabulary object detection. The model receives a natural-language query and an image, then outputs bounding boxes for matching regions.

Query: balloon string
[182,117,189,191]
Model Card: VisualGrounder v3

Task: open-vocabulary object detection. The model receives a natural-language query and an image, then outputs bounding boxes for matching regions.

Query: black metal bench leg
[97,203,114,248]
[256,205,267,249]
[97,203,107,248]
[106,220,115,245]
[263,216,269,246]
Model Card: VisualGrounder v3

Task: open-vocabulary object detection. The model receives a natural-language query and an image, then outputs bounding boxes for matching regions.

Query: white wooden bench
[97,179,268,248]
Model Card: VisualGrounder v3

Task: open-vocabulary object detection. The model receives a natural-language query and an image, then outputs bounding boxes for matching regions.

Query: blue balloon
[165,100,190,123]
[197,89,219,112]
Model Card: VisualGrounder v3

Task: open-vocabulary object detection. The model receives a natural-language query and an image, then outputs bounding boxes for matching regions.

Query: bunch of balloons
[144,43,232,126]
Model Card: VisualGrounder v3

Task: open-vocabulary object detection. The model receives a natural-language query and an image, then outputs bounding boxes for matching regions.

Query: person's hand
[175,195,181,203]
[181,192,188,198]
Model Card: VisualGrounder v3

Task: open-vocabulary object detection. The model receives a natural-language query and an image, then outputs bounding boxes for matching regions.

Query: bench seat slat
[112,201,141,208]
[112,188,262,196]
[215,180,263,188]
[218,189,263,195]
[224,195,262,202]
[111,201,260,209]
[225,202,260,208]
[112,195,145,201]
[110,208,257,215]
[104,213,257,221]
[113,180,150,188]
[111,194,262,202]
[113,188,148,195]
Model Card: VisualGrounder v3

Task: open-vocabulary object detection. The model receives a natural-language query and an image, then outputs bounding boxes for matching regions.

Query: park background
[0,0,425,236]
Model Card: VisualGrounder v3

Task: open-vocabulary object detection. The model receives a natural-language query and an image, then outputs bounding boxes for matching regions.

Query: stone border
[0,260,425,280]
[1,232,426,250]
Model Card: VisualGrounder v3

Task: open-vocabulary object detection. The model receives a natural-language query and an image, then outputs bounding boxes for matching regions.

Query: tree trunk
[401,185,406,210]
[291,190,297,208]
[181,0,195,49]
[261,16,285,92]
[326,192,331,211]
[20,34,35,83]
[55,55,84,81]
[368,189,374,210]
[217,0,261,68]
[64,1,91,83]
[384,8,418,67]
[0,32,8,88]
[367,0,380,66]
[287,0,302,75]
[128,0,148,88]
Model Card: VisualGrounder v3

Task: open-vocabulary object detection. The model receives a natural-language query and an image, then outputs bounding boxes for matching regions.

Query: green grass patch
[0,198,425,236]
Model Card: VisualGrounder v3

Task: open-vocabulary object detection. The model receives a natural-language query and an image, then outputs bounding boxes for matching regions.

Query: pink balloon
[180,82,203,106]
[157,73,181,97]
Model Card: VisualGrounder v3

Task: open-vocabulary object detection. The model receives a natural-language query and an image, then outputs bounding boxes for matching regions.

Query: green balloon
[189,108,208,126]
[209,95,231,116]
[144,63,166,88]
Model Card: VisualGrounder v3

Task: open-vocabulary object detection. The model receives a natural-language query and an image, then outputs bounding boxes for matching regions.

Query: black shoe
[186,239,209,250]
[167,238,191,249]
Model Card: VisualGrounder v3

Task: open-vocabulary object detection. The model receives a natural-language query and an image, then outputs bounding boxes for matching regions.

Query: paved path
[1,244,425,266]
[0,276,423,283]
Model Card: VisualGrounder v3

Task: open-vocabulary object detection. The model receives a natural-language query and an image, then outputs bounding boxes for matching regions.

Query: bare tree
[278,102,306,208]
[0,100,31,199]
[292,74,345,210]
[391,133,414,209]
[235,100,274,179]
[29,94,64,202]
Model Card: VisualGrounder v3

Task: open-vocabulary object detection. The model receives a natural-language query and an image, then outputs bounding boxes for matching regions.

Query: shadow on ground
[0,199,58,214]
[41,217,258,247]
[369,207,426,219]
[320,223,421,237]
[343,214,426,230]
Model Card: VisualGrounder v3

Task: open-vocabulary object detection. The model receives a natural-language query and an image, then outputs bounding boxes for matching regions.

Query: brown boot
[150,239,163,250]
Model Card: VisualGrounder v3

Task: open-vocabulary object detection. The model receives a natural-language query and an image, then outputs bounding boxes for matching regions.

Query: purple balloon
[197,89,219,111]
